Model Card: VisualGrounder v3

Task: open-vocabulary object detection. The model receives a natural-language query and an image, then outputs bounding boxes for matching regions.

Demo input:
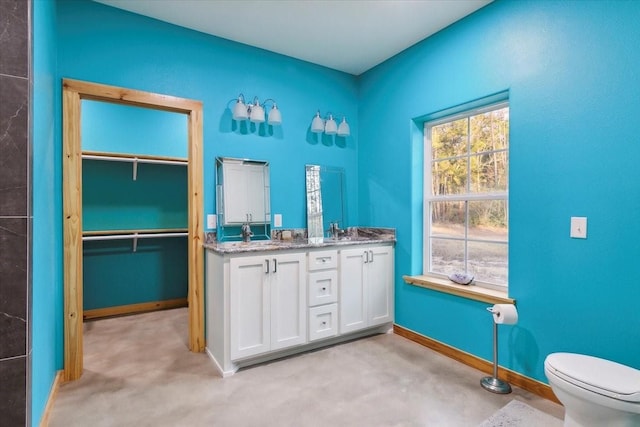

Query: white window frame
[423,101,509,291]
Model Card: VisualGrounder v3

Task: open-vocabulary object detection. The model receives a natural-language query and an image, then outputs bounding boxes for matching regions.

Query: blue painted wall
[32,0,62,423]
[358,0,640,381]
[83,238,188,310]
[32,1,640,423]
[82,100,188,158]
[56,0,360,231]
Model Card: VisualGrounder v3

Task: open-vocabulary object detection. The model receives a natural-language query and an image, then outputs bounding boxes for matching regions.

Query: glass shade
[337,117,350,136]
[268,104,282,125]
[249,99,265,123]
[232,98,248,121]
[325,114,337,135]
[311,112,324,133]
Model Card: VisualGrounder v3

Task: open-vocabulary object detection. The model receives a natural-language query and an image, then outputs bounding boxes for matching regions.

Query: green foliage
[429,107,508,229]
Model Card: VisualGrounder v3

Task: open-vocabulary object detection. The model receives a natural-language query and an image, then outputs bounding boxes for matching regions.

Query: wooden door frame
[62,79,205,381]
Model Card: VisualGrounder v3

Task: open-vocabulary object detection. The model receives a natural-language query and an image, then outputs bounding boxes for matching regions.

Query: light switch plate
[570,217,587,239]
[207,214,217,229]
[274,214,282,228]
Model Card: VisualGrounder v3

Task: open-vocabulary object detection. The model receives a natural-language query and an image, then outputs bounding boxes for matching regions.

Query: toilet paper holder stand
[481,306,512,394]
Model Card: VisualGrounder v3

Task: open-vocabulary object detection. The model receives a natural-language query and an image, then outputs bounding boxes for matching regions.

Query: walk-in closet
[62,79,204,381]
[81,100,189,319]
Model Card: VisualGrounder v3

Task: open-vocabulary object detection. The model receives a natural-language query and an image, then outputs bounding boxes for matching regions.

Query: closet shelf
[82,228,188,237]
[82,150,188,165]
[82,229,188,252]
[82,151,187,180]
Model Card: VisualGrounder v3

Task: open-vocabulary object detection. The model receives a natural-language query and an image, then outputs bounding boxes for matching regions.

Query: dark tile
[0,217,27,359]
[0,356,27,427]
[0,75,28,216]
[0,0,29,78]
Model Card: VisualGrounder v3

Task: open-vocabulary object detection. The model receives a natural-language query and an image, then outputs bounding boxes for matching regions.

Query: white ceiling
[94,0,492,75]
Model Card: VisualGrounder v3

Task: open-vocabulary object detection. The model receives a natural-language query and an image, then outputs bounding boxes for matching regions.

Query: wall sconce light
[311,111,350,137]
[232,94,282,125]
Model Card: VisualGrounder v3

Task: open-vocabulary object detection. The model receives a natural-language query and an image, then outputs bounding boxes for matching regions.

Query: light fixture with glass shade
[232,94,282,125]
[311,111,324,133]
[337,117,350,137]
[311,111,350,137]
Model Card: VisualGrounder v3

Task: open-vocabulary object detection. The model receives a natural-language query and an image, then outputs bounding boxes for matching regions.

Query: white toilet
[544,352,640,427]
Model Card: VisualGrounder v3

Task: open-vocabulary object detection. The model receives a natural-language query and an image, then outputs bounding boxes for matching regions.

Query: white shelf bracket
[132,157,138,181]
[132,233,139,252]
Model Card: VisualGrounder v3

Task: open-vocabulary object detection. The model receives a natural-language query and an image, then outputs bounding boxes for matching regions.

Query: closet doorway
[62,79,204,381]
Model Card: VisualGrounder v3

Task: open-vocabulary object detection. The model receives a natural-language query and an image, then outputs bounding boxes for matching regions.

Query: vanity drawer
[308,250,338,271]
[308,270,338,306]
[308,303,338,341]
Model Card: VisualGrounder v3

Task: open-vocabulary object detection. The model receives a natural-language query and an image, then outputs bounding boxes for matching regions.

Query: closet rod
[81,154,187,166]
[82,232,188,242]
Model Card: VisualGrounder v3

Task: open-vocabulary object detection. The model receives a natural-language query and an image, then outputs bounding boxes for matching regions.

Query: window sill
[403,275,514,305]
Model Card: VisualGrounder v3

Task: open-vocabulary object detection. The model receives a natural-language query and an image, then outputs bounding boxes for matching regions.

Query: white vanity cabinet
[339,245,395,334]
[229,252,306,360]
[205,242,394,377]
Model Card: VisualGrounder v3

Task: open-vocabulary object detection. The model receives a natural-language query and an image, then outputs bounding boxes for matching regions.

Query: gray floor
[48,308,564,426]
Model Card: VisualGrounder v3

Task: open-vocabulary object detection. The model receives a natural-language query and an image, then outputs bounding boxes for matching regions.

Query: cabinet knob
[321,287,326,291]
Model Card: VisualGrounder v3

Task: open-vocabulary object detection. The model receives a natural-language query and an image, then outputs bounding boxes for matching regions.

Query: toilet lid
[546,353,640,402]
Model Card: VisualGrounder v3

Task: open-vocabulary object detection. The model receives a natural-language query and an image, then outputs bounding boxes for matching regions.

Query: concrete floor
[48,308,564,426]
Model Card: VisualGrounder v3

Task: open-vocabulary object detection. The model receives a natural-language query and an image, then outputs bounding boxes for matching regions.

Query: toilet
[544,352,640,427]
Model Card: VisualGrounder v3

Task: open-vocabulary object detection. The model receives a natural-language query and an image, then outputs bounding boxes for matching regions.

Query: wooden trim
[63,86,84,381]
[83,298,188,320]
[188,106,205,352]
[62,78,205,381]
[39,370,64,427]
[82,228,188,236]
[403,275,515,305]
[394,325,560,404]
[62,79,202,113]
[82,150,187,163]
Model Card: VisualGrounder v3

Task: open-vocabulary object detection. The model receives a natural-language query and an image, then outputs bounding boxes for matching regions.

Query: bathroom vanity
[204,231,395,377]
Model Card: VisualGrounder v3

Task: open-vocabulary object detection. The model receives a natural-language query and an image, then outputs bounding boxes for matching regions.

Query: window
[424,102,509,289]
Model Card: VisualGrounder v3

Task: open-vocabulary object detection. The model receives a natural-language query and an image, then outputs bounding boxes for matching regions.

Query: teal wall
[56,0,360,231]
[81,100,188,158]
[83,238,188,310]
[358,0,640,381]
[32,0,640,423]
[32,0,62,424]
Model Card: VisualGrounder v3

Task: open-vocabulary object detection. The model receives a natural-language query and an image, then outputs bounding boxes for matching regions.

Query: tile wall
[0,0,32,425]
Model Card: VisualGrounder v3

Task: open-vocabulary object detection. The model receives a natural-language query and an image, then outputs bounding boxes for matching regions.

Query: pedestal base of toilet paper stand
[481,376,512,394]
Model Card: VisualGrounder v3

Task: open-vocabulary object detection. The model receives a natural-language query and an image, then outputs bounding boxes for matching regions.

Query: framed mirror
[216,157,271,241]
[305,164,346,243]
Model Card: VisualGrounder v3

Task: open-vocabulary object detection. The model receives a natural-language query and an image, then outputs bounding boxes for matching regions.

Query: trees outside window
[424,103,509,289]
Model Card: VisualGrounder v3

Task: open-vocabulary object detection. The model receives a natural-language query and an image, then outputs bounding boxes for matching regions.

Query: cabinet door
[230,255,270,360]
[367,246,394,326]
[339,248,367,334]
[270,253,307,351]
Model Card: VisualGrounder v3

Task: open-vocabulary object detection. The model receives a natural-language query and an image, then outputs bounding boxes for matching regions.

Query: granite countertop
[204,227,395,254]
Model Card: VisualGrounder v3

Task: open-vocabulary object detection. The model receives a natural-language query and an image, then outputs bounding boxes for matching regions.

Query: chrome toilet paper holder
[481,306,513,394]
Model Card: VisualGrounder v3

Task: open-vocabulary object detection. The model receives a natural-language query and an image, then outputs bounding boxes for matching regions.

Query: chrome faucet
[329,221,341,239]
[241,222,253,242]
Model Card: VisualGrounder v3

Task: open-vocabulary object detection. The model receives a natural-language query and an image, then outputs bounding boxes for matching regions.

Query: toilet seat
[545,353,640,403]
